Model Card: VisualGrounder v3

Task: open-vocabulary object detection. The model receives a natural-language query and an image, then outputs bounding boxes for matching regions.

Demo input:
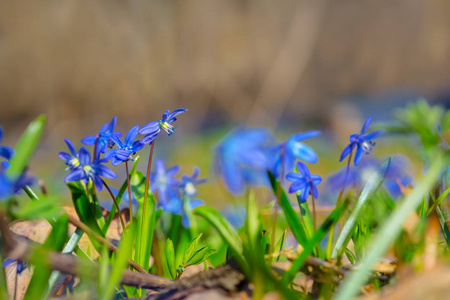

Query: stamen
[160,121,176,135]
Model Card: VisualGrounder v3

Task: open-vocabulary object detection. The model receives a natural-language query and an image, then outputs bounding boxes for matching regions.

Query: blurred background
[0,0,449,201]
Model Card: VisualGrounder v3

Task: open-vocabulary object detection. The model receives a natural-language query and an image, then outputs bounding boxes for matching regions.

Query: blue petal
[64,139,77,156]
[58,151,72,161]
[139,121,160,134]
[289,181,305,193]
[111,135,123,148]
[108,116,117,133]
[288,130,321,143]
[301,185,310,202]
[112,157,122,166]
[285,172,304,182]
[310,174,322,185]
[0,146,14,160]
[365,130,384,141]
[288,142,318,164]
[296,161,310,177]
[93,175,104,191]
[78,147,91,165]
[65,169,85,182]
[312,185,319,199]
[354,146,364,165]
[360,116,373,135]
[131,140,144,152]
[124,125,139,147]
[81,135,97,146]
[161,110,170,122]
[339,144,353,162]
[104,149,116,160]
[142,131,160,144]
[222,161,245,195]
[93,164,116,179]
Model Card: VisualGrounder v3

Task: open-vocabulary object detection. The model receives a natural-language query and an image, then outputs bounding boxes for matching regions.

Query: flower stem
[102,179,126,231]
[125,160,133,223]
[311,185,317,232]
[143,140,155,231]
[336,149,353,205]
[271,144,286,251]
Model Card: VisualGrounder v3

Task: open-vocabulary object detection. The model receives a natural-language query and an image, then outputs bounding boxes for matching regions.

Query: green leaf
[8,115,46,176]
[68,182,104,237]
[186,247,216,266]
[194,206,249,275]
[183,233,203,264]
[282,200,346,284]
[273,229,287,263]
[427,187,450,216]
[334,153,444,300]
[100,223,136,300]
[331,158,391,260]
[165,239,176,280]
[268,172,308,245]
[436,206,450,247]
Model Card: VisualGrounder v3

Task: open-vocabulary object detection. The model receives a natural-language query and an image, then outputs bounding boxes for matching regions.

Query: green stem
[102,179,126,231]
[125,161,133,223]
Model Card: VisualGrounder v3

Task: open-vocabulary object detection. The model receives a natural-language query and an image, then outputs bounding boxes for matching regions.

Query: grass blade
[333,153,444,300]
[331,158,391,260]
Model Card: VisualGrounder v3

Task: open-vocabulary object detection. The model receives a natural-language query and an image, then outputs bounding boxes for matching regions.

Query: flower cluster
[59,109,188,191]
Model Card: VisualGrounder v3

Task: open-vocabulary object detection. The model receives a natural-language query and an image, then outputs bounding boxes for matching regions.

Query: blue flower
[222,205,246,229]
[58,139,82,170]
[214,127,273,195]
[0,169,35,200]
[105,125,144,166]
[340,116,384,166]
[0,126,14,161]
[150,159,180,205]
[167,167,206,227]
[81,117,122,157]
[3,258,27,274]
[327,155,412,198]
[286,162,322,202]
[270,131,321,179]
[139,109,188,144]
[63,146,116,191]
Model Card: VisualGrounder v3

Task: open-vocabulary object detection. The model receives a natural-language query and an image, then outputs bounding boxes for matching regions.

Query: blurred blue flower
[222,205,246,229]
[81,116,122,157]
[214,127,273,195]
[0,169,35,200]
[63,146,116,191]
[105,125,144,166]
[139,108,188,144]
[340,116,384,165]
[3,258,27,274]
[169,167,206,227]
[286,162,322,202]
[327,155,412,198]
[270,131,321,179]
[150,159,180,205]
[0,126,14,161]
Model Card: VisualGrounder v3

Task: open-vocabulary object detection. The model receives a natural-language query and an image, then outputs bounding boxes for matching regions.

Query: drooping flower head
[105,125,144,166]
[63,146,116,191]
[150,159,180,205]
[340,116,384,166]
[81,117,122,156]
[286,161,322,202]
[139,108,188,144]
[215,127,273,195]
[270,130,321,179]
[0,126,14,161]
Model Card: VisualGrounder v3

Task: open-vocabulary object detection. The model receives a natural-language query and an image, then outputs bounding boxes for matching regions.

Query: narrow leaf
[165,239,176,280]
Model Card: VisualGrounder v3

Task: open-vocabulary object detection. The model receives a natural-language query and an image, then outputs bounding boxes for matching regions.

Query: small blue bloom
[81,117,122,157]
[63,146,116,191]
[0,169,35,200]
[180,167,207,198]
[270,131,321,179]
[3,258,27,274]
[215,127,273,195]
[286,162,322,202]
[58,139,82,170]
[139,108,188,144]
[0,126,14,161]
[340,116,384,166]
[105,125,144,166]
[150,159,180,205]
